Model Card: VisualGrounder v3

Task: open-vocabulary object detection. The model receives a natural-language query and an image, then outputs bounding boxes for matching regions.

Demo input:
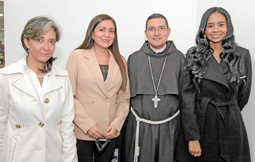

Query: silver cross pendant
[152,95,160,108]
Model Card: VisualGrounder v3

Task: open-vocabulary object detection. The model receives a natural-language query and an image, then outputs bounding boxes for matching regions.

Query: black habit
[119,41,199,162]
[175,46,252,162]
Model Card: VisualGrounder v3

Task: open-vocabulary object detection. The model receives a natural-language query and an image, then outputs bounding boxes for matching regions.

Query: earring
[91,38,94,42]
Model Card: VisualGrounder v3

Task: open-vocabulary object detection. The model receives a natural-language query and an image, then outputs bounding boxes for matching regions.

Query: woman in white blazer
[0,16,77,162]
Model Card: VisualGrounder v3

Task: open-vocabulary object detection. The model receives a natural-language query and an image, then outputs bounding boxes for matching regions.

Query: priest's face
[145,18,171,50]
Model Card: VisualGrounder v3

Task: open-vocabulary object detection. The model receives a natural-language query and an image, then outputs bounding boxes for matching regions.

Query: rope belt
[130,107,180,162]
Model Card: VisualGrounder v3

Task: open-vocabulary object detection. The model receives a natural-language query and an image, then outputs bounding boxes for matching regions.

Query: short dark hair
[145,13,169,29]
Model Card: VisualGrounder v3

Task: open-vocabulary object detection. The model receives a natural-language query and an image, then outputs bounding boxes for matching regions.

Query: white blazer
[0,58,77,162]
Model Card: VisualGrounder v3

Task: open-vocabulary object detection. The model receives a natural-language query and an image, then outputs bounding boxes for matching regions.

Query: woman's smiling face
[91,19,115,50]
[205,11,227,44]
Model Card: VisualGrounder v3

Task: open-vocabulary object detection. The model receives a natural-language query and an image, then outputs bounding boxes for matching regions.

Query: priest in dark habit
[119,13,200,162]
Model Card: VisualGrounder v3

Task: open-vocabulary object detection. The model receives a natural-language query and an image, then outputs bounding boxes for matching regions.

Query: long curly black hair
[185,7,246,91]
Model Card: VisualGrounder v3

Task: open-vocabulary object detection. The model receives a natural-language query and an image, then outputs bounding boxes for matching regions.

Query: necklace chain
[148,55,168,108]
[37,75,45,78]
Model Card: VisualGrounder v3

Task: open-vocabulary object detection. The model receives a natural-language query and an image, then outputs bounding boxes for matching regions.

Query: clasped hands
[189,140,202,157]
[88,124,117,139]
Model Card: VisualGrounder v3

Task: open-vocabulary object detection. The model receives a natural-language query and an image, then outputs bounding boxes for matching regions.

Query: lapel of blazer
[9,59,40,103]
[202,55,229,90]
[44,69,62,95]
[104,50,119,91]
[12,72,40,103]
[13,73,47,121]
[83,48,110,98]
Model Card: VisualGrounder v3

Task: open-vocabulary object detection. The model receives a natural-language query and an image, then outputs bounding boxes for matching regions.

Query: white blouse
[23,60,52,105]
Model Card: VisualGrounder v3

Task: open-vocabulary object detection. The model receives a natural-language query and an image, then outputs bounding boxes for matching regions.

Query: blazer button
[58,121,62,125]
[105,98,110,103]
[44,98,50,104]
[16,123,21,128]
[39,122,44,128]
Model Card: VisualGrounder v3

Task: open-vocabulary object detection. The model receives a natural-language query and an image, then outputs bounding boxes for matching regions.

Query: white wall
[4,0,197,66]
[4,0,255,160]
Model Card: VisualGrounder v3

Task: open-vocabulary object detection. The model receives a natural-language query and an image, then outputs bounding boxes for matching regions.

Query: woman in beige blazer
[66,14,130,162]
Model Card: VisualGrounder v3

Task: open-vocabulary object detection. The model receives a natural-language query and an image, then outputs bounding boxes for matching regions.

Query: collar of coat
[1,57,68,77]
[201,54,229,90]
[0,57,68,107]
[128,40,183,97]
[140,40,177,58]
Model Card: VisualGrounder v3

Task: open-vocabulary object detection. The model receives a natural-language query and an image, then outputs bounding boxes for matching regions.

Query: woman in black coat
[175,7,252,162]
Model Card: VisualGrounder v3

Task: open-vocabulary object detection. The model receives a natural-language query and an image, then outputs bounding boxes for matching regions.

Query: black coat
[175,46,252,162]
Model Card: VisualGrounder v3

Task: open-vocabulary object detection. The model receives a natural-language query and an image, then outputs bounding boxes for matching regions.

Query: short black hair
[145,13,169,29]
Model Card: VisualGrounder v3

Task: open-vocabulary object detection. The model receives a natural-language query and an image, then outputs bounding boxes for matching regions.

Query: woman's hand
[105,125,118,139]
[87,124,105,139]
[189,140,202,157]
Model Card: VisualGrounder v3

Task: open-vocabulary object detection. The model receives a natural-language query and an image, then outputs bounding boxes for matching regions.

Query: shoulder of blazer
[236,46,249,53]
[52,65,69,76]
[1,57,25,75]
[72,48,94,60]
[235,46,250,60]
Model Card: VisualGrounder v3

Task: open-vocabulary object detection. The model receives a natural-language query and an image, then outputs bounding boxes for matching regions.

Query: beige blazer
[66,48,130,141]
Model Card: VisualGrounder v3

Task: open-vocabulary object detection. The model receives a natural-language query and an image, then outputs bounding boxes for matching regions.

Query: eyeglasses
[147,26,167,33]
